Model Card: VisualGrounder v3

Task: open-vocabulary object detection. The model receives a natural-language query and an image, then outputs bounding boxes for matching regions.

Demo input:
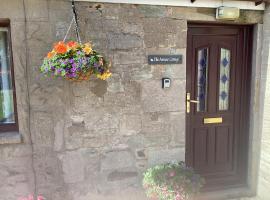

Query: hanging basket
[39,0,111,82]
[40,41,111,82]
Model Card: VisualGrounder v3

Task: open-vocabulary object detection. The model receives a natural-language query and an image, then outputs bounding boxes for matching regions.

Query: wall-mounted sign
[148,55,182,65]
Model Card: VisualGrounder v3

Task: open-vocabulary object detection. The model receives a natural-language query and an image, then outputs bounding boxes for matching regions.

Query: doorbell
[162,78,171,89]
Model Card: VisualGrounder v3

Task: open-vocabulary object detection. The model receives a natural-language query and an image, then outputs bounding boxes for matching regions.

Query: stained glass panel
[197,48,208,112]
[219,48,230,111]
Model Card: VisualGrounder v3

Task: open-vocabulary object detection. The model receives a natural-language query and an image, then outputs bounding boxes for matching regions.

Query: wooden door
[186,24,252,191]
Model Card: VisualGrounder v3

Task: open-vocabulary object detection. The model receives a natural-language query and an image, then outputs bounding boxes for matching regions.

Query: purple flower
[99,68,105,73]
[71,73,76,77]
[50,66,55,71]
[94,63,100,68]
[69,59,74,64]
[71,67,76,73]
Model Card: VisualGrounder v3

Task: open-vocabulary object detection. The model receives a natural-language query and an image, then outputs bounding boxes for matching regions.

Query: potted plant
[143,162,205,200]
[18,194,44,200]
[40,41,111,81]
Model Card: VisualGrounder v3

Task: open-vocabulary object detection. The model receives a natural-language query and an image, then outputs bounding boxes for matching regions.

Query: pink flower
[28,195,34,200]
[37,196,44,200]
[169,170,176,177]
[18,195,45,200]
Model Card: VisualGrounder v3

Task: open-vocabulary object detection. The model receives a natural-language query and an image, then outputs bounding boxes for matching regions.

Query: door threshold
[195,185,256,200]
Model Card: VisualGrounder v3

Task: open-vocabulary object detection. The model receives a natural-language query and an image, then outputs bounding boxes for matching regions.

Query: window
[0,19,18,133]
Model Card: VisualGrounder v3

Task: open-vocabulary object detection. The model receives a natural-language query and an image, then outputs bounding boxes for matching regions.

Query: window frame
[0,19,19,133]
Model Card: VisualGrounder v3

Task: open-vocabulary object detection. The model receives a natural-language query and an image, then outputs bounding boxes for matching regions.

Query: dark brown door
[186,24,252,191]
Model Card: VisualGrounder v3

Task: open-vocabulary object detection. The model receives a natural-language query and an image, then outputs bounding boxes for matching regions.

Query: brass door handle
[189,100,199,104]
[186,93,199,113]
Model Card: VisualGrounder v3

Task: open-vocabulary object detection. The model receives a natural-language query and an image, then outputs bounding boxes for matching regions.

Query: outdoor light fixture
[216,6,240,20]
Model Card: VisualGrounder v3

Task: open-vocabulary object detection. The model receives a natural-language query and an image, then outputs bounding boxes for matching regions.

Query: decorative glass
[197,48,208,112]
[0,28,15,124]
[219,48,230,111]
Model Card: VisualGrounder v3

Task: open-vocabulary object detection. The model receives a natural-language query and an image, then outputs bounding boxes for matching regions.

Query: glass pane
[197,48,208,112]
[0,29,15,124]
[219,48,230,111]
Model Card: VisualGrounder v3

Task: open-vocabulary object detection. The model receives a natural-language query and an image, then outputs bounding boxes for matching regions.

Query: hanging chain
[63,17,75,42]
[71,0,82,44]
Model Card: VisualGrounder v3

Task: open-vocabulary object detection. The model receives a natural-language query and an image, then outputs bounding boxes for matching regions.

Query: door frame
[185,22,253,190]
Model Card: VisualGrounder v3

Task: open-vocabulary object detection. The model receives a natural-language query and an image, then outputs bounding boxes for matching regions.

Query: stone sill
[76,0,265,10]
[0,131,22,145]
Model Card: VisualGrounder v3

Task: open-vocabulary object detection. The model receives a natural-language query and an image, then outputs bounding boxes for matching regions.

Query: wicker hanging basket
[65,70,92,82]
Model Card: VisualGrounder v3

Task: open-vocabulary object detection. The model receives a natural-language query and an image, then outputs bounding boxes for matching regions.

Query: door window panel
[197,48,208,112]
[219,48,230,111]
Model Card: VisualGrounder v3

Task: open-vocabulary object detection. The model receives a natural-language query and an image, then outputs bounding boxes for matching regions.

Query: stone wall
[256,3,270,200]
[0,0,266,200]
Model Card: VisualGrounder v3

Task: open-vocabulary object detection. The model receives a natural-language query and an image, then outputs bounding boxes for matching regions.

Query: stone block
[107,73,124,93]
[83,107,120,131]
[102,4,121,20]
[83,136,108,148]
[72,95,101,114]
[144,135,171,147]
[25,0,49,21]
[147,147,185,166]
[108,33,142,50]
[107,170,138,182]
[34,151,63,190]
[65,136,83,150]
[103,19,120,32]
[54,120,64,152]
[141,79,186,112]
[126,65,153,81]
[143,18,185,34]
[144,32,169,48]
[137,5,167,18]
[59,151,85,184]
[120,114,142,136]
[70,81,90,97]
[169,112,185,147]
[113,50,146,65]
[31,112,54,147]
[101,151,136,171]
[0,0,25,21]
[142,113,171,137]
[121,22,144,36]
[170,7,216,21]
[0,145,32,161]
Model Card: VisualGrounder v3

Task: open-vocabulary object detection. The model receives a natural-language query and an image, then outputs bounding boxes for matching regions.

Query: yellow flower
[83,43,93,55]
[97,71,112,80]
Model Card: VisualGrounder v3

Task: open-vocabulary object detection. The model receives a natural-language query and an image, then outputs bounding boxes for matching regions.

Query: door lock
[186,93,199,113]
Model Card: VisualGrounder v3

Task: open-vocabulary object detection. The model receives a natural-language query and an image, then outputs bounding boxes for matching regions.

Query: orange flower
[67,41,78,49]
[47,51,56,59]
[54,41,68,54]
